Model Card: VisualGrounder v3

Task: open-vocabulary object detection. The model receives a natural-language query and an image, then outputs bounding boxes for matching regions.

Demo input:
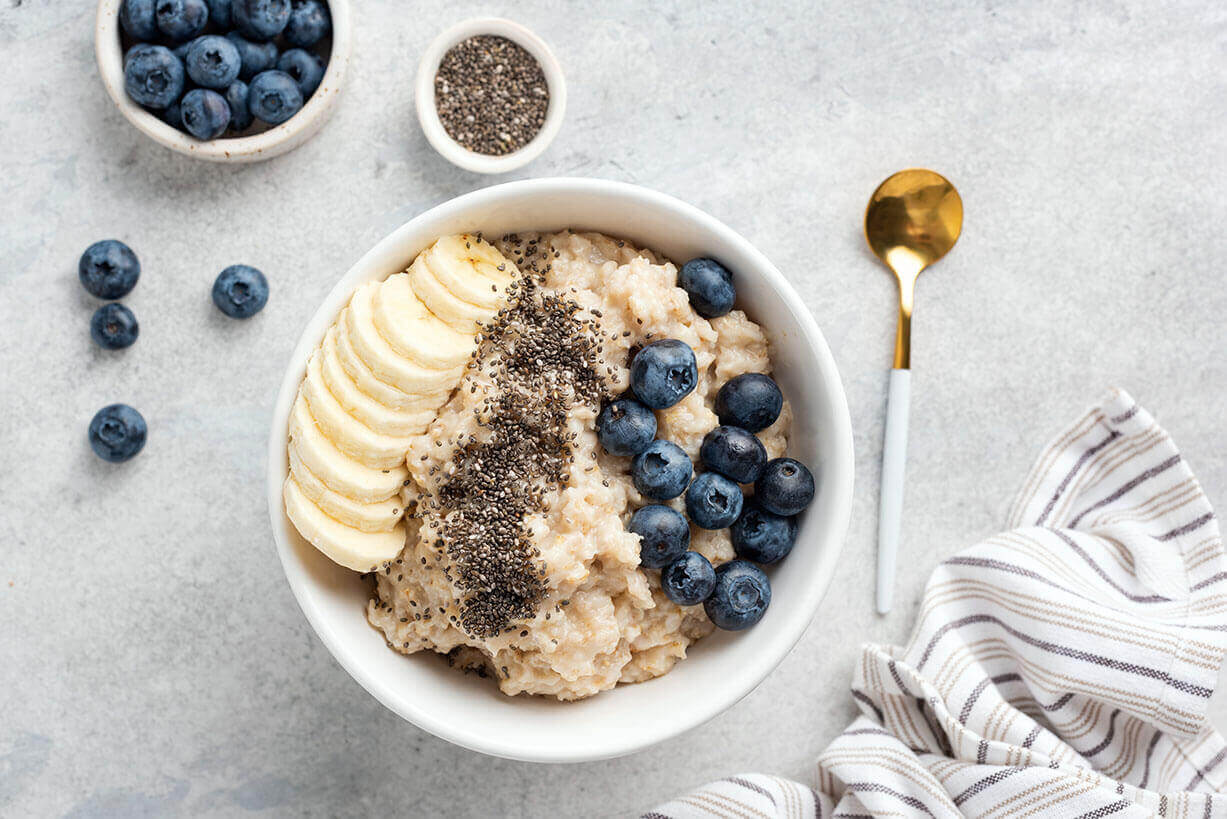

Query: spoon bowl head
[865,169,963,280]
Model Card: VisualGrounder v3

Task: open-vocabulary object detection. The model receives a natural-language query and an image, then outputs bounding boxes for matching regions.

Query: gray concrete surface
[2,0,1225,815]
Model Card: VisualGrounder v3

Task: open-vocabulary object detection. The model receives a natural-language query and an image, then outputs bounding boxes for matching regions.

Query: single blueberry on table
[628,505,690,570]
[661,552,717,606]
[185,35,241,89]
[233,0,291,40]
[88,404,147,463]
[226,32,278,81]
[248,70,303,124]
[123,44,185,110]
[224,80,253,130]
[180,88,231,139]
[685,471,744,530]
[119,0,159,40]
[630,439,692,500]
[596,398,656,456]
[154,0,209,42]
[79,240,140,299]
[755,457,815,517]
[205,0,232,28]
[629,338,697,409]
[731,500,798,565]
[678,257,735,318]
[276,48,325,97]
[715,372,783,432]
[284,0,330,47]
[90,303,140,350]
[704,560,771,630]
[212,264,268,318]
[700,425,767,484]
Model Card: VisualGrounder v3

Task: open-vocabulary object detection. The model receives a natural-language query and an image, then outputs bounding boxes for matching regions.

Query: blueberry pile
[599,257,816,632]
[119,0,331,140]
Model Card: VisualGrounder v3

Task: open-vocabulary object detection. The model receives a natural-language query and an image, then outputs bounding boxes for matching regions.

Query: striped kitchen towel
[650,389,1226,818]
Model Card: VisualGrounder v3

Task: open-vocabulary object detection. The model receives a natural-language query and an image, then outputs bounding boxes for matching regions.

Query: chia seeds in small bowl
[416,18,566,174]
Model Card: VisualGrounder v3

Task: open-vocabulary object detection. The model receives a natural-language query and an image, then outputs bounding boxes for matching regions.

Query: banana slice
[300,353,415,469]
[289,446,403,533]
[283,477,406,572]
[319,328,438,436]
[423,234,518,309]
[374,273,476,370]
[408,256,494,333]
[344,285,465,395]
[333,307,452,411]
[288,395,406,502]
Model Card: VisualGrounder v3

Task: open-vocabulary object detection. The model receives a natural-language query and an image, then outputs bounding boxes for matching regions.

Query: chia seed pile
[434,35,549,156]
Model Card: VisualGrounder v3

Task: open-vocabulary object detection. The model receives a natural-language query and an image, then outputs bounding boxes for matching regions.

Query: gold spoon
[864,169,963,614]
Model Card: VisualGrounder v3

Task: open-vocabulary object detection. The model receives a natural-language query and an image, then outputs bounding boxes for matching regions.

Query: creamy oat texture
[367,231,791,700]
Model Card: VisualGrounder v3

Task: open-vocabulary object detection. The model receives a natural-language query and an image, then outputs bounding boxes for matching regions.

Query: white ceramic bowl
[266,178,854,762]
[415,18,566,174]
[95,0,351,163]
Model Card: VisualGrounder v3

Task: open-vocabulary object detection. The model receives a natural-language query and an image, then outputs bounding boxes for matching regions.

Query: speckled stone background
[2,0,1226,816]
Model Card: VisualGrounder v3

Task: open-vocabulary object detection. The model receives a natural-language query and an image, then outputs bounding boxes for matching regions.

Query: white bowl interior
[266,179,853,762]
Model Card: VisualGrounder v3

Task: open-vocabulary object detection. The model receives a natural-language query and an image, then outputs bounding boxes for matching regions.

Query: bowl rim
[414,17,567,175]
[94,0,352,163]
[266,178,855,762]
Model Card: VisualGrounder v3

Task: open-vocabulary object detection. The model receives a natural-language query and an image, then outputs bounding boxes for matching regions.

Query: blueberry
[79,240,140,299]
[704,560,770,630]
[224,80,253,130]
[700,425,767,484]
[276,48,324,97]
[160,99,183,130]
[661,552,717,606]
[185,35,241,89]
[180,88,231,139]
[123,44,185,110]
[212,264,268,318]
[154,0,209,42]
[120,0,159,39]
[88,404,147,463]
[715,372,783,432]
[731,501,797,565]
[205,0,232,28]
[232,0,291,40]
[596,399,656,456]
[755,457,815,517]
[678,258,735,318]
[90,303,140,350]
[685,472,744,529]
[226,32,278,81]
[630,440,692,500]
[629,339,697,409]
[284,0,330,47]
[248,70,303,124]
[628,505,690,569]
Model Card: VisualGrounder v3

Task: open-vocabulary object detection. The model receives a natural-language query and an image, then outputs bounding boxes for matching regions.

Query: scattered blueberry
[629,339,697,409]
[685,472,744,529]
[154,0,209,42]
[226,32,278,81]
[630,440,692,500]
[79,240,140,299]
[224,80,253,130]
[120,0,159,40]
[661,552,717,606]
[185,34,241,89]
[284,0,330,47]
[731,501,797,564]
[248,69,303,124]
[628,505,690,569]
[123,44,186,110]
[232,0,291,40]
[90,303,140,350]
[212,264,268,318]
[700,425,767,484]
[704,560,771,630]
[596,399,656,456]
[180,88,231,139]
[715,372,783,432]
[678,258,735,318]
[755,457,815,517]
[88,404,147,463]
[276,47,324,97]
[205,0,232,28]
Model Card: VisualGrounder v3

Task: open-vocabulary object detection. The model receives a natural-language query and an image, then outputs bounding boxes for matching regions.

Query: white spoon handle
[877,368,911,615]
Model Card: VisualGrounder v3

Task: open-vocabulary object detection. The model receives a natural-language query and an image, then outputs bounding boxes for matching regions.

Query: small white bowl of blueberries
[95,0,351,162]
